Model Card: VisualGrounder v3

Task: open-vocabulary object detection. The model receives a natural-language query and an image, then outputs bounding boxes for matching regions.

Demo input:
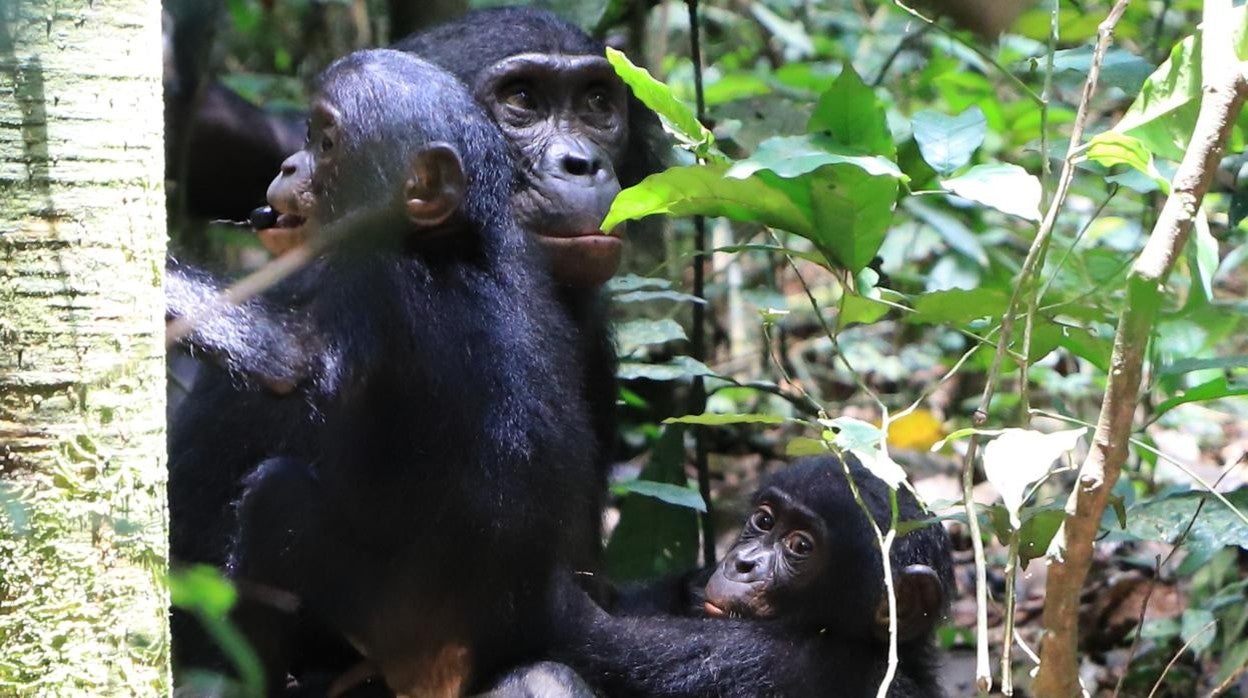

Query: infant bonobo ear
[874,564,945,644]
[405,142,466,228]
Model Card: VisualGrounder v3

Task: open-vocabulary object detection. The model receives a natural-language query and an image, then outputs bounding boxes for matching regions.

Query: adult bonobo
[203,49,597,695]
[551,456,954,698]
[170,7,662,574]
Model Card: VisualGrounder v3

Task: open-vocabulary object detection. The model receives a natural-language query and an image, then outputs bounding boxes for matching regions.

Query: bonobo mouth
[535,226,623,288]
[250,205,309,257]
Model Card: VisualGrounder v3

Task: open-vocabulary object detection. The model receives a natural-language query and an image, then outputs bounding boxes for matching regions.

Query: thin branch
[1148,621,1217,698]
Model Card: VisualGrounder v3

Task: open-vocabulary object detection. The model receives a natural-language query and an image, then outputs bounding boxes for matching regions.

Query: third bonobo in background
[554,455,955,698]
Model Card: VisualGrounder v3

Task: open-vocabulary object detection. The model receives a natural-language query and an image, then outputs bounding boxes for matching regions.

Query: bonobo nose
[734,557,757,574]
[561,152,601,178]
[280,161,298,176]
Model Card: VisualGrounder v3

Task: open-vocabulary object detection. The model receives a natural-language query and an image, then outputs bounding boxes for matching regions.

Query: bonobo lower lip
[704,601,728,618]
[535,230,623,287]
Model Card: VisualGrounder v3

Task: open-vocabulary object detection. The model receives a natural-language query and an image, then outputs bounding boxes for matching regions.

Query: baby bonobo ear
[874,564,945,644]
[405,142,466,228]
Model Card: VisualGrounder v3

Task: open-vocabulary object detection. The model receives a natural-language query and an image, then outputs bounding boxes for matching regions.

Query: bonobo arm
[166,259,314,393]
[549,578,874,698]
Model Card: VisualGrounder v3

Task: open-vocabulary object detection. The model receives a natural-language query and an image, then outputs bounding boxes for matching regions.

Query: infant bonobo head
[263,49,514,248]
[702,456,954,646]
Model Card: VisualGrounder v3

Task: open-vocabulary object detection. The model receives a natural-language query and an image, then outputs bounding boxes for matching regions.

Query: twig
[1148,620,1217,698]
[1112,555,1161,698]
[684,0,716,569]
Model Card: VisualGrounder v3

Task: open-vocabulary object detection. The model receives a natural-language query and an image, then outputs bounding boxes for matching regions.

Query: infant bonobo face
[259,81,467,249]
[703,489,828,620]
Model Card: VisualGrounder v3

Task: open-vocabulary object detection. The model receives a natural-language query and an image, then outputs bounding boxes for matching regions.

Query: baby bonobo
[217,50,596,696]
[552,455,954,698]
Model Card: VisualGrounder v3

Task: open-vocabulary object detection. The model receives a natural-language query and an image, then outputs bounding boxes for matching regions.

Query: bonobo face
[476,53,627,287]
[262,102,341,239]
[262,90,466,249]
[703,487,829,620]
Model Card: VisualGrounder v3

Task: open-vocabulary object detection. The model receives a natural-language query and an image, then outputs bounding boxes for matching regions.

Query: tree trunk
[0,0,169,693]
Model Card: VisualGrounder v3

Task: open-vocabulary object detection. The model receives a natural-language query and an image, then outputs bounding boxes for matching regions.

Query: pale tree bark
[1032,2,1248,695]
[0,0,168,693]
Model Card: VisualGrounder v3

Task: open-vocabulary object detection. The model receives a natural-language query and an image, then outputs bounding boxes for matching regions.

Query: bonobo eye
[320,134,334,154]
[784,532,815,557]
[586,86,613,113]
[751,506,775,532]
[500,82,537,112]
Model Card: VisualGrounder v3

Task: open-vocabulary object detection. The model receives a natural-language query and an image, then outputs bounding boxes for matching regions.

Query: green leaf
[615,318,687,355]
[753,167,898,272]
[1114,9,1248,162]
[1017,508,1065,568]
[613,290,708,305]
[912,107,987,176]
[839,291,892,325]
[617,355,715,382]
[613,479,707,512]
[602,164,813,236]
[1052,46,1155,95]
[1154,376,1248,417]
[606,425,699,581]
[1086,131,1167,190]
[908,288,1009,326]
[822,416,885,451]
[1180,608,1217,655]
[605,48,715,156]
[1160,355,1248,376]
[727,134,904,180]
[663,413,789,426]
[942,164,1043,222]
[809,66,894,158]
[607,274,672,293]
[169,565,237,620]
[1124,487,1248,561]
[785,437,830,457]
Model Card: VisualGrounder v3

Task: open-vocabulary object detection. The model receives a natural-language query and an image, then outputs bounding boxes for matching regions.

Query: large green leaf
[615,318,687,355]
[1114,7,1248,162]
[663,413,789,426]
[912,107,987,176]
[1125,487,1248,563]
[612,479,707,512]
[941,164,1043,222]
[605,48,716,157]
[808,66,895,158]
[726,134,904,180]
[907,288,1010,326]
[616,355,715,382]
[601,164,813,236]
[1154,376,1248,417]
[806,165,898,271]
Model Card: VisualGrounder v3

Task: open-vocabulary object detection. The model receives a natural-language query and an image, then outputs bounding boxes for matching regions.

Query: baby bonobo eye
[320,134,334,153]
[751,506,775,532]
[784,531,814,557]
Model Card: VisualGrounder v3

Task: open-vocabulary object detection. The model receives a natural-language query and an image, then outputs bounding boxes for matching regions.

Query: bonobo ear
[874,564,945,643]
[405,142,466,227]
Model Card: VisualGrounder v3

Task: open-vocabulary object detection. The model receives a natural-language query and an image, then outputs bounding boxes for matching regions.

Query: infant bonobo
[216,50,597,696]
[553,455,954,698]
